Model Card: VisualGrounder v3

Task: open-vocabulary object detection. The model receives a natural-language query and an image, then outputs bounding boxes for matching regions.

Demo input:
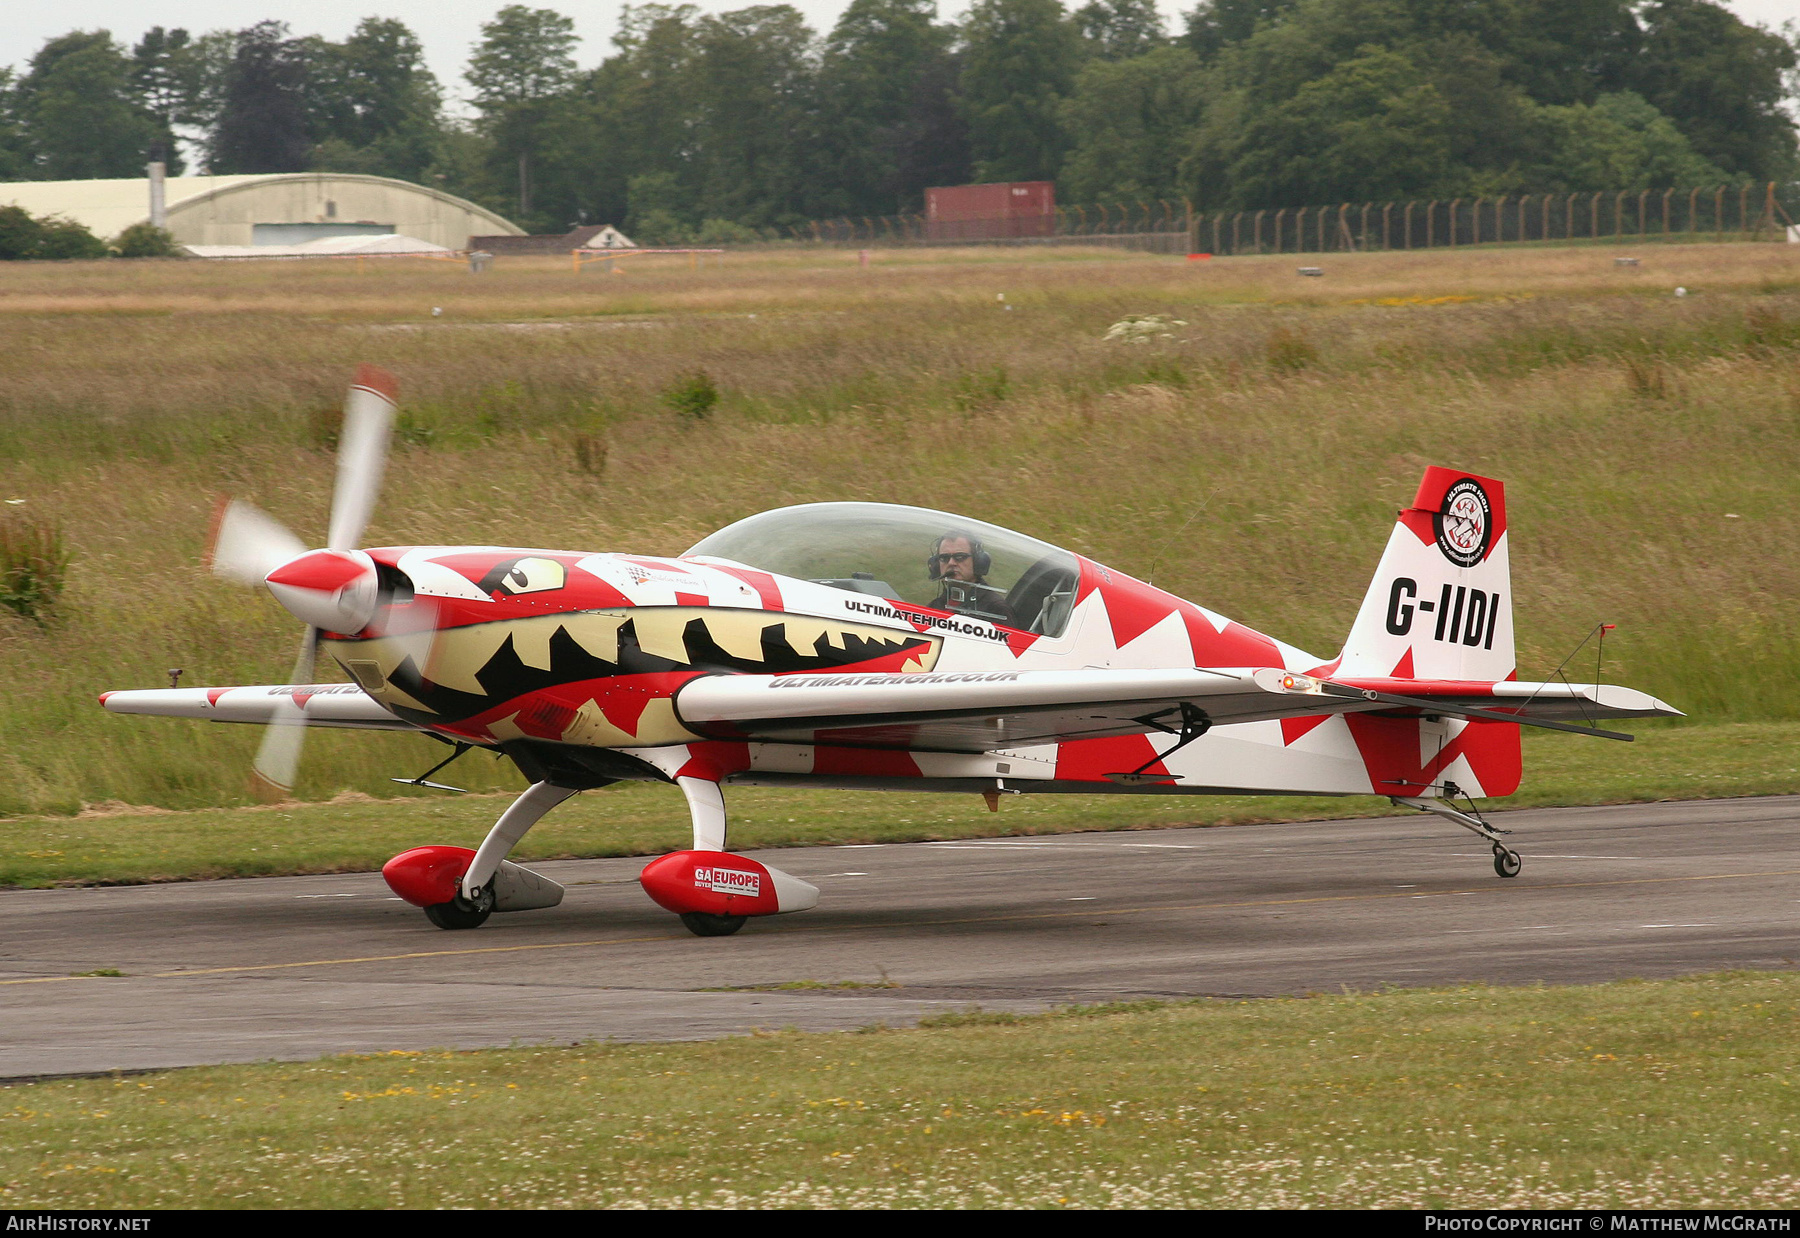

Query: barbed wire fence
[782,182,1794,253]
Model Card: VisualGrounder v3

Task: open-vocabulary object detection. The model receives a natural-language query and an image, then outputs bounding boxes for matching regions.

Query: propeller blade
[249,626,318,803]
[326,364,399,553]
[208,498,306,586]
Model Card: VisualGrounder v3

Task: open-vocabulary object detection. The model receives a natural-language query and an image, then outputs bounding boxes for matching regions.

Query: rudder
[1337,467,1520,799]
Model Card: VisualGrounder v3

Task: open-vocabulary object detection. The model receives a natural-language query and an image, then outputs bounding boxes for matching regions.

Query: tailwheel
[680,911,747,937]
[1492,845,1522,879]
[424,889,493,930]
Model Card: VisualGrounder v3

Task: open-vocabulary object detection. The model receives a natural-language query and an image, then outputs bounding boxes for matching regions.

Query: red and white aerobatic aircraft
[103,367,1680,936]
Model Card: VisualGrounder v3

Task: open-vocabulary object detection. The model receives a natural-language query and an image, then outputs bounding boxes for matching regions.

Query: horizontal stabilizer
[99,684,412,731]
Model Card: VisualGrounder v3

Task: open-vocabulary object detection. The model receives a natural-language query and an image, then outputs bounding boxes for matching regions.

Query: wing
[99,684,415,731]
[676,667,1365,752]
[672,667,1683,752]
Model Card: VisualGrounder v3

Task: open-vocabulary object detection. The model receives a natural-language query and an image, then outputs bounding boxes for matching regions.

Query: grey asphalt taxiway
[3,795,1797,1078]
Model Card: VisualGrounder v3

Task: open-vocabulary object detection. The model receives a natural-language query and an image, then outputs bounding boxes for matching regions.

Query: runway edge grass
[1,720,1793,888]
[2,970,1796,1208]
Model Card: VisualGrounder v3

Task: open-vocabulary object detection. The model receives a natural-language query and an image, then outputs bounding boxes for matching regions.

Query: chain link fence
[788,183,1795,253]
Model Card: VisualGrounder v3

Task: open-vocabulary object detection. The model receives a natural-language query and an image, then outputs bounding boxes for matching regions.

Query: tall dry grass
[2,243,1796,814]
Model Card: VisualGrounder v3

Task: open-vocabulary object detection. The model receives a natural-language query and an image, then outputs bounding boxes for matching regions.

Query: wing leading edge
[99,684,415,731]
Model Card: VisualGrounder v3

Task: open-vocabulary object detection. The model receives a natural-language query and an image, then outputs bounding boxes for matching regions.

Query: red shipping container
[925,181,1055,241]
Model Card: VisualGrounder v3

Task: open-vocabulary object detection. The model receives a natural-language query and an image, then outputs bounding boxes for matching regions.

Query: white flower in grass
[1104,313,1188,343]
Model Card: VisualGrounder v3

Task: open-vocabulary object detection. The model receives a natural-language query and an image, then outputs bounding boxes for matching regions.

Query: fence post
[1254,209,1266,253]
[1426,200,1437,248]
[1739,182,1751,235]
[1403,201,1414,249]
[1232,212,1242,255]
[1210,211,1220,255]
[1470,196,1481,245]
[1714,185,1725,235]
[1384,202,1394,250]
[1361,202,1371,249]
[1662,188,1673,236]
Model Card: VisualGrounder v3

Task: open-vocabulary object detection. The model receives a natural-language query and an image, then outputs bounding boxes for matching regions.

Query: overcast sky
[2,0,1794,111]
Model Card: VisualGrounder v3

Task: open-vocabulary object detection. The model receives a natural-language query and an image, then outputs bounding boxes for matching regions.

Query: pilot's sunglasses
[934,552,972,564]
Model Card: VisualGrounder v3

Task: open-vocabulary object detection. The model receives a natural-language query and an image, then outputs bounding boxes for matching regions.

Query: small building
[468,223,635,256]
[0,172,522,251]
[925,182,1056,241]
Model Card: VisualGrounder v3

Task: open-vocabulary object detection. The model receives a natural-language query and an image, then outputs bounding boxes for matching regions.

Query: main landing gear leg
[1390,794,1522,879]
[675,776,746,938]
[419,782,579,929]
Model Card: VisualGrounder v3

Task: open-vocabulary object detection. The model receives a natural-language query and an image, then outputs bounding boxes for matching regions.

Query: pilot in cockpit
[928,531,1014,625]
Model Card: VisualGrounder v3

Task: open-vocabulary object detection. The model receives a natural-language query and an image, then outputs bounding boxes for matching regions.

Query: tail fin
[1336,467,1520,800]
[1339,467,1514,682]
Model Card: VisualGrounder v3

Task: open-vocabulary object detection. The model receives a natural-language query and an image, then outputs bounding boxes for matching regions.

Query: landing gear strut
[1392,788,1523,879]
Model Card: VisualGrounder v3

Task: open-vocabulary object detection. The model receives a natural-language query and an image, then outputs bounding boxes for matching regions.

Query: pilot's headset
[927,531,992,580]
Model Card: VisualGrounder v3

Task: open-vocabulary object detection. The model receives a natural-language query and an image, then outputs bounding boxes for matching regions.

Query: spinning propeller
[207,365,398,800]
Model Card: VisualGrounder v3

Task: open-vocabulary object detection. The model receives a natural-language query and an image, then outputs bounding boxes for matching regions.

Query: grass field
[3,970,1796,1208]
[2,240,1797,819]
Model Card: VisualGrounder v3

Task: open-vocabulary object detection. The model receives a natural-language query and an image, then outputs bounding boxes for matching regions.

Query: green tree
[466,5,580,222]
[1206,43,1458,207]
[1531,90,1730,191]
[1074,0,1167,60]
[306,18,444,181]
[1060,46,1207,201]
[0,206,106,259]
[817,0,960,213]
[1629,0,1797,181]
[0,70,32,181]
[129,27,200,171]
[0,206,44,258]
[687,6,819,224]
[1181,0,1295,61]
[36,216,107,258]
[15,31,158,179]
[112,222,179,257]
[961,0,1083,182]
[209,22,311,174]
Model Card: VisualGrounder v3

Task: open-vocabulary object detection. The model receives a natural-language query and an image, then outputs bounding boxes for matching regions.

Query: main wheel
[1493,847,1522,879]
[680,911,748,937]
[424,898,492,930]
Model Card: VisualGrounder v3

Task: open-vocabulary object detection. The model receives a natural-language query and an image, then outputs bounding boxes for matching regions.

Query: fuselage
[321,538,1368,795]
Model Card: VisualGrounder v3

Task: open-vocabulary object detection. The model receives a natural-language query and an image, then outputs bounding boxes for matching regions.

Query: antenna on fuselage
[1144,486,1219,587]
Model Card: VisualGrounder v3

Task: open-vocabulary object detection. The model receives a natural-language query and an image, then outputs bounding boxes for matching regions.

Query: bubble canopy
[686,502,1083,637]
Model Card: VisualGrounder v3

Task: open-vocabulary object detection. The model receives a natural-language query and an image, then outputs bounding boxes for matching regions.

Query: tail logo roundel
[1435,479,1492,567]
